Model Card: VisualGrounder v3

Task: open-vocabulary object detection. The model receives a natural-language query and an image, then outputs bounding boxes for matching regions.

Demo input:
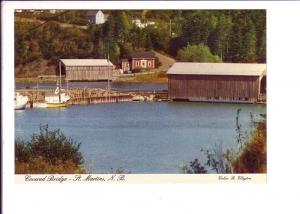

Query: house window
[141,60,147,68]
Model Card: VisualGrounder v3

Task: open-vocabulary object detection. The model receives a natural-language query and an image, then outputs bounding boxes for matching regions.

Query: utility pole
[106,40,110,103]
[169,19,172,37]
[59,61,61,103]
[108,53,110,103]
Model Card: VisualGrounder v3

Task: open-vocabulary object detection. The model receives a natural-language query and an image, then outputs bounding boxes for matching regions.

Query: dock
[15,88,169,107]
[15,87,264,106]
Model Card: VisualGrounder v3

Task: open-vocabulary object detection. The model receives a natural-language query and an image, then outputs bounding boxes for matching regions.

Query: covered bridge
[167,62,266,103]
[61,59,114,81]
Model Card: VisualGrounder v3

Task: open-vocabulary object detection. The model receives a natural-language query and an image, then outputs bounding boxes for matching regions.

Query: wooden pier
[15,88,169,106]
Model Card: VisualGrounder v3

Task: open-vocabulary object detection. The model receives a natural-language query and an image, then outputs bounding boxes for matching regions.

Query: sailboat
[14,92,29,110]
[45,61,70,108]
[45,85,70,107]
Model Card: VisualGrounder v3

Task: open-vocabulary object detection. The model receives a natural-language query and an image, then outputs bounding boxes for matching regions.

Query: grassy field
[115,71,168,83]
[15,77,66,84]
[16,72,167,84]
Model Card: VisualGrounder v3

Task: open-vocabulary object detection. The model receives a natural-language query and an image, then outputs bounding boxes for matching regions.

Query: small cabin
[121,51,155,72]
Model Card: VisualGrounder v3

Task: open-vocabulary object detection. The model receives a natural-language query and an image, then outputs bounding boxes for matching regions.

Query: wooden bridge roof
[60,59,114,67]
[167,63,266,76]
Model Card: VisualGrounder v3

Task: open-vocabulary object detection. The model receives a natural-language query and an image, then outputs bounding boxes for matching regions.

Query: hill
[15,10,266,78]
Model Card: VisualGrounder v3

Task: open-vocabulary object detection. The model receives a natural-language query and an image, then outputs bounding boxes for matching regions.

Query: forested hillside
[15,10,266,77]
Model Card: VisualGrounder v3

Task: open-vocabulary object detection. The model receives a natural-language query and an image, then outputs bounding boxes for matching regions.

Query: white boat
[45,91,70,108]
[33,102,48,108]
[132,95,145,102]
[14,92,29,110]
[45,61,70,108]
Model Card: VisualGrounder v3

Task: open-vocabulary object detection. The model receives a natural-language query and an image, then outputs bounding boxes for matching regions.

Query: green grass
[15,77,66,84]
[115,70,168,83]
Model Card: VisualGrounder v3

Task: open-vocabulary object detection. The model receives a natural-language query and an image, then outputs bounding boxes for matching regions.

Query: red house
[121,51,155,73]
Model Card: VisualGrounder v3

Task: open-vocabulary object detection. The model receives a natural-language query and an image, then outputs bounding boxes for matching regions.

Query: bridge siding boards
[64,65,113,81]
[167,63,266,103]
[168,74,260,102]
[60,59,114,81]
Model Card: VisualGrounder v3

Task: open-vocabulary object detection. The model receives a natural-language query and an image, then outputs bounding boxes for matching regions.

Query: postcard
[3,0,300,213]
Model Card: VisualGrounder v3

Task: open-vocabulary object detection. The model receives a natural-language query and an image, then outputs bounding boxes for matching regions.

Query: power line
[26,10,72,33]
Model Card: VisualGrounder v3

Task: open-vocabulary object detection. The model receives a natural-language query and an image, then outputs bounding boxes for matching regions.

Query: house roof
[131,51,155,59]
[167,62,266,76]
[86,10,102,16]
[60,59,113,66]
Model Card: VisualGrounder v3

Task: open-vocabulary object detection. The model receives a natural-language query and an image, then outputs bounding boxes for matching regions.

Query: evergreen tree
[241,18,257,62]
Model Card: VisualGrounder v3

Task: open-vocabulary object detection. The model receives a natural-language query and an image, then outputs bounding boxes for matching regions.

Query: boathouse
[167,62,266,103]
[61,59,114,81]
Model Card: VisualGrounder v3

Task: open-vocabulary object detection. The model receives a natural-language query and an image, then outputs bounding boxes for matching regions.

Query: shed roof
[131,51,155,59]
[167,62,266,76]
[86,10,102,16]
[60,59,113,66]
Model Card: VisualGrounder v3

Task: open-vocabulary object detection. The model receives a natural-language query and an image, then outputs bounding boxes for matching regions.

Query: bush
[181,111,266,174]
[15,125,85,174]
[232,115,266,173]
[177,43,221,62]
[16,156,85,174]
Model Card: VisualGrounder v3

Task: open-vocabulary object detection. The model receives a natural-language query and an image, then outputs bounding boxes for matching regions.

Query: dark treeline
[15,10,266,72]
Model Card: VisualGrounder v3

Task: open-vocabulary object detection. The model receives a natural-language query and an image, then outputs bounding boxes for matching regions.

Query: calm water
[15,102,266,173]
[16,82,167,91]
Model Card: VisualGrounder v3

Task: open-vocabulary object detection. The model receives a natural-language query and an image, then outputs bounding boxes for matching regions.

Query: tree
[208,13,232,61]
[256,28,266,63]
[148,21,170,51]
[182,11,217,46]
[119,42,133,59]
[177,43,221,62]
[241,18,257,62]
[253,10,266,63]
[113,11,130,42]
[15,125,85,174]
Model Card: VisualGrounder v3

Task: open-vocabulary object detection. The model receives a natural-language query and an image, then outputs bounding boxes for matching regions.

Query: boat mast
[107,51,110,103]
[59,61,61,103]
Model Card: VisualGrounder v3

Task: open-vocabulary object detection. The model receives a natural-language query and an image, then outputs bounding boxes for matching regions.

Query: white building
[86,10,106,25]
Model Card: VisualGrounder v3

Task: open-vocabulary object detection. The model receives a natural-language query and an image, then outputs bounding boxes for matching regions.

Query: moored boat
[14,92,29,110]
[45,92,70,108]
[132,95,145,101]
[45,61,70,108]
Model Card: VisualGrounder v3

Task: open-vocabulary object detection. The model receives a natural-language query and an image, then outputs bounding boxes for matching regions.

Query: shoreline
[15,70,168,84]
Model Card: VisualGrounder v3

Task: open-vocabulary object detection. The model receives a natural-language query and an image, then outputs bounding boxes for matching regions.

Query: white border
[3,1,300,214]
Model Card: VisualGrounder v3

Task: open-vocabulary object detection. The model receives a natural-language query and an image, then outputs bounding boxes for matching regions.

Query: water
[15,102,266,173]
[16,82,167,91]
